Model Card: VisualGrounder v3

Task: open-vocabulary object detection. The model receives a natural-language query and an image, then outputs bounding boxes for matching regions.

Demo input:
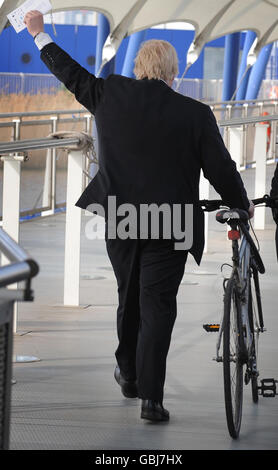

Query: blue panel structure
[235,30,256,100]
[245,43,273,100]
[115,36,129,75]
[0,25,254,86]
[0,27,11,72]
[10,27,42,74]
[121,30,146,78]
[39,24,76,73]
[171,30,196,78]
[222,32,241,101]
[75,25,97,74]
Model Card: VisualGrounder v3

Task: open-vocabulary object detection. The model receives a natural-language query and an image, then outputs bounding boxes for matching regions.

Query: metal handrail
[218,113,278,127]
[0,228,39,287]
[0,100,276,119]
[0,136,81,154]
[0,117,89,129]
[0,227,32,263]
[206,98,278,107]
[0,227,39,450]
[0,109,87,119]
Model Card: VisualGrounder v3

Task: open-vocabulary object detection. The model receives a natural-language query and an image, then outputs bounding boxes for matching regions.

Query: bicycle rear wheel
[223,278,244,438]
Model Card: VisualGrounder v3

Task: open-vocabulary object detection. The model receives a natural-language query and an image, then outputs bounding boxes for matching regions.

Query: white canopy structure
[1,1,278,67]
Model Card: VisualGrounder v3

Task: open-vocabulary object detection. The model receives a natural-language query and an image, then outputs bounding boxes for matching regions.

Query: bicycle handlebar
[200,194,278,212]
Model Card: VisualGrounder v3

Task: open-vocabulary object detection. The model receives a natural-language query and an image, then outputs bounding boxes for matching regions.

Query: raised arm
[200,105,254,217]
[24,10,104,114]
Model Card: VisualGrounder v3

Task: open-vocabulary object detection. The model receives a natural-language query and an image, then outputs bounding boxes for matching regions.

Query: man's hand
[24,10,44,37]
[248,200,255,219]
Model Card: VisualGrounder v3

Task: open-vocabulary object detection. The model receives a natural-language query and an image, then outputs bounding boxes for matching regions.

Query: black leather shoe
[114,366,138,398]
[141,400,170,422]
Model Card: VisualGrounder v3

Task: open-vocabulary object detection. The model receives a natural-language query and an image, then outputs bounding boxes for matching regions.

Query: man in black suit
[25,11,254,422]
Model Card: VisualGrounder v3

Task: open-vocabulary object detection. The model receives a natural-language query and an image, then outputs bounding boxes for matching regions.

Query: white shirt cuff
[34,32,53,51]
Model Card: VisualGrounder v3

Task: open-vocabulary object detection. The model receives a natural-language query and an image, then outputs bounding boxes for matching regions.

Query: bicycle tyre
[223,278,244,438]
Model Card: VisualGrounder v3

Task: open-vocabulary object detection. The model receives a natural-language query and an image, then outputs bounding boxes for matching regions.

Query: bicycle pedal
[203,323,220,332]
[258,378,278,397]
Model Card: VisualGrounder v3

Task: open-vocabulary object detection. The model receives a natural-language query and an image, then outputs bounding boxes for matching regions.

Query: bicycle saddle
[216,209,249,224]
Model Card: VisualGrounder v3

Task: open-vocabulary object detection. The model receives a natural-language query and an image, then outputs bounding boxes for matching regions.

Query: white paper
[7,0,52,33]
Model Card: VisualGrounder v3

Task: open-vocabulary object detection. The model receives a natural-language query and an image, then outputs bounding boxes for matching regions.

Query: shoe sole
[141,410,169,422]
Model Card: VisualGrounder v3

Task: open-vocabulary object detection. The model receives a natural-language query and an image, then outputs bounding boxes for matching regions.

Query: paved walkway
[9,164,278,450]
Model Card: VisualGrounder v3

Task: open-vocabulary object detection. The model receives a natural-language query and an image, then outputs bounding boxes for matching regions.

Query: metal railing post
[269,101,277,161]
[228,126,242,171]
[83,114,92,188]
[42,116,58,217]
[200,171,209,253]
[50,116,58,212]
[63,148,84,306]
[242,103,248,168]
[223,105,232,148]
[42,147,52,212]
[253,124,268,230]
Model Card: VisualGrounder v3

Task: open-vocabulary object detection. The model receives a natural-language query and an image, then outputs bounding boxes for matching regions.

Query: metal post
[42,148,52,211]
[242,103,248,167]
[50,116,58,212]
[84,114,92,134]
[223,105,232,147]
[253,124,268,229]
[245,43,274,100]
[200,171,209,253]
[42,116,58,216]
[235,31,256,101]
[269,102,277,161]
[84,114,92,188]
[228,127,242,170]
[63,149,84,306]
[222,33,241,101]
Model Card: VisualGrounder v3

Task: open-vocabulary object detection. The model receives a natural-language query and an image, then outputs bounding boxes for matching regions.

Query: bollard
[253,124,268,230]
[63,149,84,306]
[228,126,242,171]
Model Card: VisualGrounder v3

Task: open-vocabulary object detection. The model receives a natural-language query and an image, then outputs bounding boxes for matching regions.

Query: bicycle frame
[201,194,278,434]
[214,223,253,363]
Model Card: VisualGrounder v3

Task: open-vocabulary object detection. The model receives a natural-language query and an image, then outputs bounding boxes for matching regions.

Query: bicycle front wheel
[223,278,244,439]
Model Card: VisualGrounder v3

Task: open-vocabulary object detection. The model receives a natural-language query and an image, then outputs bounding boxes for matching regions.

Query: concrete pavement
[9,163,278,450]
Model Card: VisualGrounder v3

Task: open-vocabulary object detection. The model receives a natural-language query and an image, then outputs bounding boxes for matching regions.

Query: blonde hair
[133,39,179,82]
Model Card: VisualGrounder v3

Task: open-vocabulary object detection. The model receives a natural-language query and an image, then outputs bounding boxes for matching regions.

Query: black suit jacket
[41,42,250,264]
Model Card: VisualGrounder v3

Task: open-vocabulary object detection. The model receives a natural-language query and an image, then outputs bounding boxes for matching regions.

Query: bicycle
[200,194,278,439]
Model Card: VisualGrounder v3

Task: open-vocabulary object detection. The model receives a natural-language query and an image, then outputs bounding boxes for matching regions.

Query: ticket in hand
[7,0,52,33]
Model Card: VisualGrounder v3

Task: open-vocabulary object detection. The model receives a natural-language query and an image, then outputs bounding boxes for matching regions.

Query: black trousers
[106,237,188,402]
